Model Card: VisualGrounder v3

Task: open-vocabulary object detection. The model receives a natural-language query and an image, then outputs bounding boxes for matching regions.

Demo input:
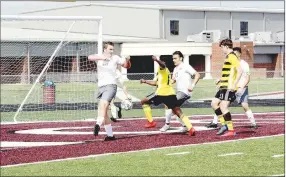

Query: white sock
[96,117,104,127]
[111,104,118,118]
[104,124,113,137]
[165,109,173,124]
[213,114,218,124]
[176,116,186,127]
[246,110,256,124]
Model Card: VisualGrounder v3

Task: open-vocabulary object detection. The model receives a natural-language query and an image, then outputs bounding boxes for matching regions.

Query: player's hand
[152,55,158,62]
[215,79,220,85]
[140,79,146,84]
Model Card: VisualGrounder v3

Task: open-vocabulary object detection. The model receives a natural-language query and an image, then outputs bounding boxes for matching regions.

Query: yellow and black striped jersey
[155,67,176,96]
[219,52,240,90]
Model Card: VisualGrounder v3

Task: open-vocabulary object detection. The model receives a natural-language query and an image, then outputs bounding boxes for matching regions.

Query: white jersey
[172,63,197,95]
[237,59,250,88]
[96,55,125,87]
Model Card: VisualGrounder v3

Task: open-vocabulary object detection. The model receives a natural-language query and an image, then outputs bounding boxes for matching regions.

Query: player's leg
[219,90,237,136]
[175,92,191,132]
[205,91,223,128]
[238,87,257,128]
[109,98,119,122]
[160,105,172,132]
[163,95,195,136]
[141,93,158,128]
[94,84,117,140]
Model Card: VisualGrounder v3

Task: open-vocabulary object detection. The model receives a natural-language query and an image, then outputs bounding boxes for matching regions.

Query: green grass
[2,135,284,176]
[1,106,284,122]
[1,79,284,104]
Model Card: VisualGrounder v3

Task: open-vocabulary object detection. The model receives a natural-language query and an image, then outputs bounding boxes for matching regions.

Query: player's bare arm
[140,79,157,86]
[152,56,166,69]
[188,72,200,92]
[88,54,107,61]
[232,65,243,91]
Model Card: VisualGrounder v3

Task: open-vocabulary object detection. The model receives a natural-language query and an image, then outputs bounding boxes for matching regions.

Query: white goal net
[1,15,103,122]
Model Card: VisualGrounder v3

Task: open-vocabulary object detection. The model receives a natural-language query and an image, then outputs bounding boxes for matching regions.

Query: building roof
[1,27,167,42]
[20,2,284,14]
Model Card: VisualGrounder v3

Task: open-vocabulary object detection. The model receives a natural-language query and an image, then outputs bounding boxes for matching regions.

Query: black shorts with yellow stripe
[145,93,178,109]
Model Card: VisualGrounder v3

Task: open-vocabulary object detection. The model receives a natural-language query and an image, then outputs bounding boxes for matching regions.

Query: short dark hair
[173,51,184,59]
[103,41,114,49]
[219,38,233,49]
[233,47,242,54]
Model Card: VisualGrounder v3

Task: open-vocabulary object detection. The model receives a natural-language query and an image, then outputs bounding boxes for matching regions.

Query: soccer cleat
[216,125,228,135]
[93,124,100,136]
[179,126,188,133]
[160,124,170,132]
[205,122,218,128]
[144,121,156,128]
[104,136,116,141]
[189,127,196,136]
[117,106,122,118]
[251,123,258,129]
[221,130,236,137]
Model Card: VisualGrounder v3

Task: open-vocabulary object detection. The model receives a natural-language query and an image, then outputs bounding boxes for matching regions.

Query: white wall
[3,5,161,39]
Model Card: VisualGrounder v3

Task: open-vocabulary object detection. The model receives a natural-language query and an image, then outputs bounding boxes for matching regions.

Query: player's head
[103,41,114,55]
[172,51,184,66]
[233,47,242,58]
[219,38,233,55]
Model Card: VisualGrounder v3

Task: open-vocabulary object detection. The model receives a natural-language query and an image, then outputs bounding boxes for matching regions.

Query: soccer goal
[1,15,103,122]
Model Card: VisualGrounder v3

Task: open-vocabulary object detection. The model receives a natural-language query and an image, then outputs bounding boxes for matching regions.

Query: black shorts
[215,89,236,103]
[146,93,178,109]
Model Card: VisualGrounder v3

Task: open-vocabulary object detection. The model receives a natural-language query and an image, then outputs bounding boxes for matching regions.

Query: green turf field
[1,79,284,104]
[2,135,284,176]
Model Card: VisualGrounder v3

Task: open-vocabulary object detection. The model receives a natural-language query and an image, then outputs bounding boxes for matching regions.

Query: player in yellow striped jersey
[211,39,242,137]
[140,56,196,136]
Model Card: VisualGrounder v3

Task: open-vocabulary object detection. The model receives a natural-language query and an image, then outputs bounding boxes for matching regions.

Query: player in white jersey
[160,51,201,132]
[88,41,131,141]
[205,47,257,129]
[109,66,131,122]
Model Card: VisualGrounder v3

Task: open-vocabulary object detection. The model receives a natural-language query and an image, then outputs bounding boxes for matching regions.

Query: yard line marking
[166,152,190,156]
[1,134,284,168]
[217,152,244,157]
[1,112,284,125]
[272,154,284,158]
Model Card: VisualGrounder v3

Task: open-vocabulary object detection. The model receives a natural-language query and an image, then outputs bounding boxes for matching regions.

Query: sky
[1,1,285,15]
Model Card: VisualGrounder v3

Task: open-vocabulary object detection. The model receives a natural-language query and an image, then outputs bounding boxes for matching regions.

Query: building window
[240,21,248,36]
[170,20,179,35]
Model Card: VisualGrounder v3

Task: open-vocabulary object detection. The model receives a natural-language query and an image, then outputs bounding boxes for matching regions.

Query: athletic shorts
[235,86,249,104]
[176,91,191,107]
[97,84,117,102]
[145,93,178,109]
[215,89,236,103]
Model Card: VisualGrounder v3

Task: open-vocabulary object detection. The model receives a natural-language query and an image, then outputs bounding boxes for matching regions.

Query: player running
[160,51,200,132]
[140,56,196,136]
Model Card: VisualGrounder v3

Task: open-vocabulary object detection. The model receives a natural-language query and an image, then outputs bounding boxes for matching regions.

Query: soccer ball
[121,99,133,110]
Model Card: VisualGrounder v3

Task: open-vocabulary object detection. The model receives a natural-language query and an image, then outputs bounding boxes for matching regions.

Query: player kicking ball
[160,51,200,132]
[140,56,196,136]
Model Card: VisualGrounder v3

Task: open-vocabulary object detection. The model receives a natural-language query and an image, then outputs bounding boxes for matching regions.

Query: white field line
[270,174,285,176]
[217,152,244,157]
[1,112,284,125]
[166,152,191,156]
[1,134,284,168]
[272,154,284,158]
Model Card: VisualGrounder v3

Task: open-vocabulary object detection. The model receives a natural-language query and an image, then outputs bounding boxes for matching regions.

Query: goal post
[1,15,103,123]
